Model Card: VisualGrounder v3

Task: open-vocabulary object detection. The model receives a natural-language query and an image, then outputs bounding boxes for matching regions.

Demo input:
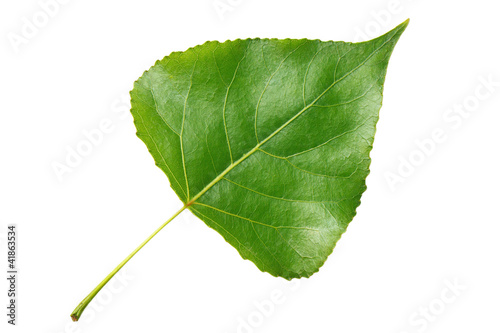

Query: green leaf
[130,21,408,279]
[71,20,409,323]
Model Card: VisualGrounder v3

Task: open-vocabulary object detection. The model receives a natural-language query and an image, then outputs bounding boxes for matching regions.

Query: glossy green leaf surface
[130,21,407,279]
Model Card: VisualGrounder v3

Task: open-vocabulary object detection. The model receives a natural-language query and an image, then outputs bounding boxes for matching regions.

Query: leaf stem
[70,205,187,322]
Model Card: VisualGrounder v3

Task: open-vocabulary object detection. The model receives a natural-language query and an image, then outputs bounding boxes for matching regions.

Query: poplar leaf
[130,21,408,279]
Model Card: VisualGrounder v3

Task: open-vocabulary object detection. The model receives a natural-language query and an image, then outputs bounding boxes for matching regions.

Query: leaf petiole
[70,205,187,322]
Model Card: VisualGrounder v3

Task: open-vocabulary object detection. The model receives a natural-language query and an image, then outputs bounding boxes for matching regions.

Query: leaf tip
[389,19,410,42]
[398,18,410,32]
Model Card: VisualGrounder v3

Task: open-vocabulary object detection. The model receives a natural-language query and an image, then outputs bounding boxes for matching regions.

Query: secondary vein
[180,53,198,200]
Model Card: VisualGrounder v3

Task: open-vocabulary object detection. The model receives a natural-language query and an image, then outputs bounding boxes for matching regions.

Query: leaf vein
[222,49,247,164]
[180,53,198,200]
[135,111,187,197]
[254,41,308,143]
[193,202,320,231]
[223,177,343,204]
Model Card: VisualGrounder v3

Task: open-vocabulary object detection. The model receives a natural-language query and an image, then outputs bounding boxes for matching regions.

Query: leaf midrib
[174,31,399,206]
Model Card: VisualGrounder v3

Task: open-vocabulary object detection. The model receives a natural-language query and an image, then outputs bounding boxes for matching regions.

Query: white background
[1,0,499,332]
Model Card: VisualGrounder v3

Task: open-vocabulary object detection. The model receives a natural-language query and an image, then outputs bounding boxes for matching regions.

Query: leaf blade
[130,20,408,279]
